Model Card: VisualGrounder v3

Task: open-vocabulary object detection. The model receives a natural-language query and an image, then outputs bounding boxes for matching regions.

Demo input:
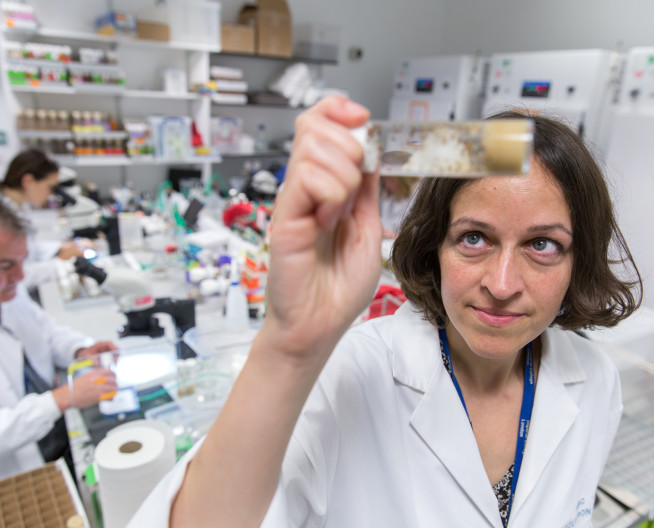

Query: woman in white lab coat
[0,149,85,288]
[130,97,641,528]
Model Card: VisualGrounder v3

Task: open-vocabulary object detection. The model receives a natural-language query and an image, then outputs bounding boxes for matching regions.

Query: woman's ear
[20,173,35,188]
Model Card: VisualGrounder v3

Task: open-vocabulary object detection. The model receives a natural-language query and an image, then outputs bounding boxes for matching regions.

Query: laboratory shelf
[117,38,221,53]
[7,27,221,53]
[70,156,130,167]
[17,130,73,140]
[214,51,338,66]
[11,84,200,100]
[7,58,123,71]
[129,157,223,166]
[51,156,223,167]
[11,83,125,95]
[210,101,306,110]
[6,58,69,69]
[11,83,75,94]
[219,151,289,159]
[122,90,200,100]
[69,84,125,94]
[72,131,128,140]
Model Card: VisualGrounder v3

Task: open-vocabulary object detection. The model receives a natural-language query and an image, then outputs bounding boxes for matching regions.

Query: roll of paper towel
[96,423,176,528]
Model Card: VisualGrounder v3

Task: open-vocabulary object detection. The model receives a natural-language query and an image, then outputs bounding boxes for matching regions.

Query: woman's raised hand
[262,96,382,365]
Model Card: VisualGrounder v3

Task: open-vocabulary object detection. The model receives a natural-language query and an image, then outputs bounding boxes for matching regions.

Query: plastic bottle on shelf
[46,110,58,131]
[57,110,69,131]
[23,108,36,131]
[15,109,25,130]
[71,111,82,133]
[225,259,250,329]
[35,109,47,130]
[254,123,267,152]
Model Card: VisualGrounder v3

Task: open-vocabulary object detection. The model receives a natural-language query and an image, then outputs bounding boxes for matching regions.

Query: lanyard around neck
[438,327,535,520]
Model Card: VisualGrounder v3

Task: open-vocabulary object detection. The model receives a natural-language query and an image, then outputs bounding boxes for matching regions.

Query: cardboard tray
[0,459,90,528]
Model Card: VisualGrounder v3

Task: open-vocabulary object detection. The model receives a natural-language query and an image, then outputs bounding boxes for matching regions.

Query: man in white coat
[0,200,118,480]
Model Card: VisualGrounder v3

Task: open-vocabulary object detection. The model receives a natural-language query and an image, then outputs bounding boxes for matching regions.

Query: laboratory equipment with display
[482,49,623,154]
[388,55,488,122]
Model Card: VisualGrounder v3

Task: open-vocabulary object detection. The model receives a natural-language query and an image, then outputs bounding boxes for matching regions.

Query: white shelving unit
[0,0,337,197]
[0,0,215,196]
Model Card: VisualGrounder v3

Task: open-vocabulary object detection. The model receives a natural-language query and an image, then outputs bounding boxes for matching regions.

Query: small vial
[35,109,48,130]
[15,108,25,130]
[254,123,267,152]
[46,109,58,131]
[71,110,82,133]
[57,110,70,131]
[23,108,36,130]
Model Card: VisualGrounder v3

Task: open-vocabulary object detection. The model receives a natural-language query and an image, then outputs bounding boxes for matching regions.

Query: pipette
[352,119,534,177]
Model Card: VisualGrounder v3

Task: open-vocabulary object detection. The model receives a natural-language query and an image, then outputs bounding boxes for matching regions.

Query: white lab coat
[0,285,92,479]
[128,302,622,528]
[0,194,61,288]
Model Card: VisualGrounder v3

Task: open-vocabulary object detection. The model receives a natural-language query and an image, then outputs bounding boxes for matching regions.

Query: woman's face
[437,161,574,359]
[23,171,59,207]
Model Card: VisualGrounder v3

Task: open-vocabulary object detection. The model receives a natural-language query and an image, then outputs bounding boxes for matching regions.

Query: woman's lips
[472,307,523,326]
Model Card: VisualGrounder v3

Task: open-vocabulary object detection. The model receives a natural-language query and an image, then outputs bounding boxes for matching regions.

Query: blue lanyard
[438,328,535,520]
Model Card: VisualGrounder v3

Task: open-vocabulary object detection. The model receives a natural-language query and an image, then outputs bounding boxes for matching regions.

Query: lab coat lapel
[391,303,502,527]
[509,328,584,520]
[411,366,502,527]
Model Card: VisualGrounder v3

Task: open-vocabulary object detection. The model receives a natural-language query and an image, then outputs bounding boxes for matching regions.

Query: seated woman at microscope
[0,149,86,289]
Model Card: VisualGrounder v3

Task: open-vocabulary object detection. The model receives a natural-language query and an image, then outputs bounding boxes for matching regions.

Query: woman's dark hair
[391,111,642,330]
[2,149,59,190]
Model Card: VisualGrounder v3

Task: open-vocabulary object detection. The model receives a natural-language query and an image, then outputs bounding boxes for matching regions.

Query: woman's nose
[480,249,524,301]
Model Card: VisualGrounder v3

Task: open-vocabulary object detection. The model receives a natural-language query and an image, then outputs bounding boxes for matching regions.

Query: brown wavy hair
[391,111,642,330]
[2,149,59,190]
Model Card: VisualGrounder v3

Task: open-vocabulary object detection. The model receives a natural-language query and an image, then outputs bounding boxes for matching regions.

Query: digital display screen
[521,81,551,98]
[415,78,434,93]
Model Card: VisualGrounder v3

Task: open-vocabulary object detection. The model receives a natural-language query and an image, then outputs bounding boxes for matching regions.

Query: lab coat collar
[390,302,440,392]
[390,305,585,527]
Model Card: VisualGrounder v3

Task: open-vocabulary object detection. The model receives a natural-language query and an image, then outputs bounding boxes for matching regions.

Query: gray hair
[0,199,28,237]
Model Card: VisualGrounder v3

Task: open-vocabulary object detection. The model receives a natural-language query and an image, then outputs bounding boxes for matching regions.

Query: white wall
[220,0,447,119]
[438,0,654,54]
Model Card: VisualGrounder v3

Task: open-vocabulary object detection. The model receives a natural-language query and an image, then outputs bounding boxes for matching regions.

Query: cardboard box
[137,20,170,42]
[238,0,292,58]
[221,24,255,54]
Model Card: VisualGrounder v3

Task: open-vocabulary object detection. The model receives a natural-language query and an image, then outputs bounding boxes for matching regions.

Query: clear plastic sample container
[354,119,534,178]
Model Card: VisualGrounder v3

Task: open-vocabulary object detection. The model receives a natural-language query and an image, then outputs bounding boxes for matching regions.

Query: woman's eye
[459,232,486,248]
[531,238,559,254]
